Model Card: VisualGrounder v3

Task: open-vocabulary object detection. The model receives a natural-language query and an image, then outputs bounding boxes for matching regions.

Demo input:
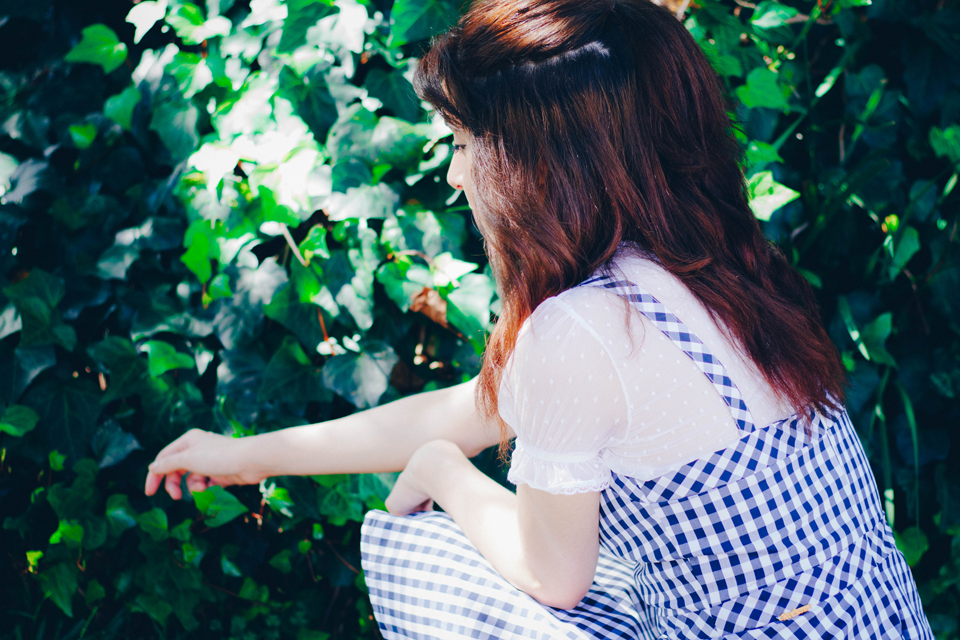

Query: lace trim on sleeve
[507,440,612,495]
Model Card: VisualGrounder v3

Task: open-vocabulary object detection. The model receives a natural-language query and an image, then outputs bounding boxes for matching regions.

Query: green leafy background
[0,0,958,637]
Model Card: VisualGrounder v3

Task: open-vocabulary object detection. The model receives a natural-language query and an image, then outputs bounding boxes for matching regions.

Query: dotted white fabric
[500,246,794,494]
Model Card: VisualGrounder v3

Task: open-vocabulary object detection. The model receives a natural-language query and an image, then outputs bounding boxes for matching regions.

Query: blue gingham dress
[360,275,933,639]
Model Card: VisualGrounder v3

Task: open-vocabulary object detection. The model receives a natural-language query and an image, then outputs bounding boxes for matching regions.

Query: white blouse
[499,247,794,495]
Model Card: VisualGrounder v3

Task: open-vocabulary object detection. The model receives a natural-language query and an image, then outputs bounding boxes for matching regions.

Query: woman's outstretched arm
[144,376,504,499]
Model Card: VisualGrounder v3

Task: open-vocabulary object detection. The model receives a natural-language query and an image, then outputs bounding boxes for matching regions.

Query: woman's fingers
[185,473,210,495]
[144,470,172,496]
[164,470,184,500]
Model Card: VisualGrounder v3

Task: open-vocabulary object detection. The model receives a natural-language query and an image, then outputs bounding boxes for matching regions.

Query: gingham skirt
[360,275,933,639]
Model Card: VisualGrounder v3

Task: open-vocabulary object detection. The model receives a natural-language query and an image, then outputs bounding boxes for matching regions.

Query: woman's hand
[384,468,434,515]
[384,440,463,515]
[144,429,269,500]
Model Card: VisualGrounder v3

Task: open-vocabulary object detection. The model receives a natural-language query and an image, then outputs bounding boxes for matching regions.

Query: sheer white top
[499,246,794,495]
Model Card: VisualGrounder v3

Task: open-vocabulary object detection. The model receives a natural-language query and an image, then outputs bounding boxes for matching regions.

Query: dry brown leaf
[410,287,448,328]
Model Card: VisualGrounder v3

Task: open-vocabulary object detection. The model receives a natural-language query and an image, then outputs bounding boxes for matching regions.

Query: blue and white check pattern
[360,276,933,639]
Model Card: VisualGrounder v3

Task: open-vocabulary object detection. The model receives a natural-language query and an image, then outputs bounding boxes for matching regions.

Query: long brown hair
[414,0,845,442]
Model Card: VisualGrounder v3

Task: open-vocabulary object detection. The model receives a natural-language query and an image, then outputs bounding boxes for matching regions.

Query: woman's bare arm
[385,439,600,609]
[145,377,505,499]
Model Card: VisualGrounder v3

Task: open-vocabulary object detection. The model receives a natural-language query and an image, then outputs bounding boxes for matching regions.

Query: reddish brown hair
[414,0,845,443]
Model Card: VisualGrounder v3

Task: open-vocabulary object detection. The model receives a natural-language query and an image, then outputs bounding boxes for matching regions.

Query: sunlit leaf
[193,486,247,527]
[64,24,127,74]
[141,340,196,378]
[736,67,789,110]
[750,1,798,29]
[167,2,231,44]
[68,123,97,149]
[104,86,142,131]
[321,342,398,409]
[127,1,168,43]
[0,404,39,437]
[746,171,799,220]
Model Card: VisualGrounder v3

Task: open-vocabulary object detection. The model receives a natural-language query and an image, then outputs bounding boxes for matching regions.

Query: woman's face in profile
[447,128,476,210]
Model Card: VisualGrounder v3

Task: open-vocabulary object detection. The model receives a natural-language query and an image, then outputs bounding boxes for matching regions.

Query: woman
[146,0,933,637]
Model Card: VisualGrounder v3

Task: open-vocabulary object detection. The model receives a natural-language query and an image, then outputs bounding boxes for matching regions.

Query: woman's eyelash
[452,143,467,153]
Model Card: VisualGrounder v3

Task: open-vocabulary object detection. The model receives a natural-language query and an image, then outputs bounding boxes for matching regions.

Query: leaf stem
[280,224,309,267]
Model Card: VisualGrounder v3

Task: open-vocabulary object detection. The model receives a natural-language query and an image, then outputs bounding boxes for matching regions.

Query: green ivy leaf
[91,421,142,468]
[134,594,173,625]
[268,549,293,573]
[105,494,138,537]
[49,519,84,548]
[239,576,269,602]
[262,482,294,516]
[445,274,495,354]
[68,123,97,149]
[3,270,76,351]
[750,1,798,29]
[325,183,399,221]
[127,1,168,44]
[38,562,79,617]
[180,231,213,284]
[193,485,247,527]
[207,273,232,301]
[88,337,150,402]
[888,226,920,280]
[136,507,169,541]
[930,125,960,167]
[64,24,128,74]
[6,345,57,401]
[736,67,789,110]
[49,450,66,472]
[150,100,200,163]
[745,141,784,168]
[166,2,231,44]
[264,283,331,349]
[364,65,421,123]
[104,86,142,131]
[169,52,214,99]
[24,381,101,463]
[278,0,337,53]
[299,225,330,262]
[895,527,929,566]
[389,0,457,47]
[861,313,898,368]
[85,579,106,606]
[0,404,40,437]
[321,343,398,409]
[97,244,141,280]
[317,484,364,525]
[746,171,799,220]
[141,340,196,378]
[259,336,329,402]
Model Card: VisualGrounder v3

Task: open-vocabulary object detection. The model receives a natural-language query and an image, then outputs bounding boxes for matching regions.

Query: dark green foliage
[0,0,957,638]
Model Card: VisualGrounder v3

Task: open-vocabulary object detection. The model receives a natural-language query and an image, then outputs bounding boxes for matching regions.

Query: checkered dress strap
[581,274,758,433]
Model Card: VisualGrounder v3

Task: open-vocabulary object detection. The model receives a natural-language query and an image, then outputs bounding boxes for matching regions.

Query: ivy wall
[0,0,958,638]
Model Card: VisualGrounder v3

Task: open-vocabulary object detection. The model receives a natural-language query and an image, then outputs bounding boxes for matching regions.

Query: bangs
[413,31,470,132]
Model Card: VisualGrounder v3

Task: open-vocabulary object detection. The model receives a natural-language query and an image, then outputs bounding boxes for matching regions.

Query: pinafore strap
[581,274,758,434]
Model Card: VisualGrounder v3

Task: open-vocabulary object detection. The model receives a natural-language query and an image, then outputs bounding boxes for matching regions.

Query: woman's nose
[447,156,464,191]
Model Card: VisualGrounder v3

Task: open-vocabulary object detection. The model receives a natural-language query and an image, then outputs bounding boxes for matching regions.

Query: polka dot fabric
[360,270,933,639]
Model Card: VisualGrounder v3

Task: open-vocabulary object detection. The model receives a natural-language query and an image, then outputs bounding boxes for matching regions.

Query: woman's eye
[452,143,467,153]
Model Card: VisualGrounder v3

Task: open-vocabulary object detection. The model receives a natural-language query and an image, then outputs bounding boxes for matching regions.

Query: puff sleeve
[499,289,631,495]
